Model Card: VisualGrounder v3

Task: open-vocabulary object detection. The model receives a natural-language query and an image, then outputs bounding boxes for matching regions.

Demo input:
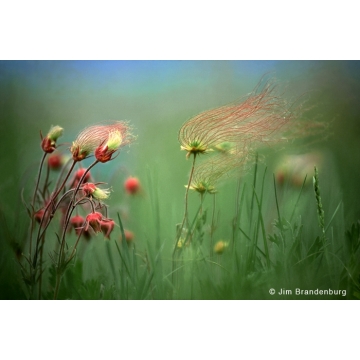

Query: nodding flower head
[84,212,104,234]
[70,215,86,235]
[70,121,133,162]
[178,78,296,159]
[41,125,64,153]
[100,219,115,239]
[95,130,123,163]
[82,183,110,200]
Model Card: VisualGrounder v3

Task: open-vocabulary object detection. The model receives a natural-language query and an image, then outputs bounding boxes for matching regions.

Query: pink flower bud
[100,219,115,239]
[47,153,63,170]
[124,177,140,195]
[72,168,91,188]
[70,215,85,235]
[85,212,103,233]
[41,126,64,153]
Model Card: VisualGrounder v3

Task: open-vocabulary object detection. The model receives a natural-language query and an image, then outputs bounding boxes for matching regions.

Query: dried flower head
[70,121,132,162]
[178,79,294,159]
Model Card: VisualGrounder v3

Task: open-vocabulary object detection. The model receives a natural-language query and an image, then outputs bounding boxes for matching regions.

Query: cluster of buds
[33,121,135,263]
[81,212,116,239]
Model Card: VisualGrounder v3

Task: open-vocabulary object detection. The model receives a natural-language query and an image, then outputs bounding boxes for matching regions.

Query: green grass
[2,155,358,300]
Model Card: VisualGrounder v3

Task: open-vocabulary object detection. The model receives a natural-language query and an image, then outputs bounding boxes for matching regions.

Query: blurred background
[1,60,360,298]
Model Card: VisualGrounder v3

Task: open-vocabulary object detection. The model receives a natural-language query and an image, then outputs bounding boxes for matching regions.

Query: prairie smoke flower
[84,212,103,233]
[82,183,111,200]
[124,177,140,195]
[70,121,132,162]
[72,168,91,188]
[100,219,115,239]
[187,147,250,194]
[95,130,122,163]
[70,215,86,235]
[41,125,64,153]
[47,152,64,170]
[178,80,293,159]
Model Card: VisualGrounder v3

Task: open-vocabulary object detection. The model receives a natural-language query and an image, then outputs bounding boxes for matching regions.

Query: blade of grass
[325,201,342,233]
[252,188,270,268]
[290,174,308,223]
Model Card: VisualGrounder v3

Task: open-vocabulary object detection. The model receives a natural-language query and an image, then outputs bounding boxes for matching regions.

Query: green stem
[174,154,197,252]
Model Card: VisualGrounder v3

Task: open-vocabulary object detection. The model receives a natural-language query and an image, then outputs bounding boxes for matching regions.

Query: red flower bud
[47,153,63,170]
[72,168,91,188]
[100,219,115,239]
[124,177,140,195]
[34,209,45,223]
[41,137,56,153]
[120,229,134,243]
[41,126,63,153]
[95,145,116,163]
[70,215,85,235]
[85,212,103,233]
[82,183,97,197]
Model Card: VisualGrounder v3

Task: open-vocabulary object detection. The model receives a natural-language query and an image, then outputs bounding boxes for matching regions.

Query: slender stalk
[53,197,94,300]
[210,193,217,258]
[53,272,62,300]
[174,154,197,251]
[29,153,47,263]
[41,161,50,200]
[37,231,46,300]
[249,153,258,231]
[34,160,77,267]
[68,225,86,261]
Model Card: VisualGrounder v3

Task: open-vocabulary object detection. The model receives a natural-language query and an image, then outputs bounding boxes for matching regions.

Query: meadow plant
[21,121,134,299]
[176,78,302,251]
